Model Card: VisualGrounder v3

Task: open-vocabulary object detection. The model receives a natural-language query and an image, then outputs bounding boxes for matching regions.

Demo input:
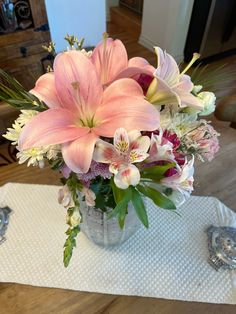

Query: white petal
[129,149,149,163]
[93,139,117,163]
[114,128,129,154]
[114,164,140,189]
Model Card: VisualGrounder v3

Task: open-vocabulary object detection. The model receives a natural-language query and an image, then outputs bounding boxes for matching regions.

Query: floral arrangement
[1,34,219,266]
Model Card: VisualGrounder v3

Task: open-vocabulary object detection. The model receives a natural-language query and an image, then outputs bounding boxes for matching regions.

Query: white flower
[58,185,74,208]
[67,208,81,227]
[192,85,202,94]
[81,187,96,207]
[198,92,216,116]
[3,121,22,145]
[161,157,194,198]
[46,145,60,160]
[94,128,150,189]
[16,147,47,168]
[2,110,38,145]
[17,110,38,126]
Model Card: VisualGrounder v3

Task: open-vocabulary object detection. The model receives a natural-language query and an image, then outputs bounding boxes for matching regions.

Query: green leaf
[137,185,176,210]
[131,188,149,228]
[110,177,128,204]
[141,163,175,180]
[63,226,80,267]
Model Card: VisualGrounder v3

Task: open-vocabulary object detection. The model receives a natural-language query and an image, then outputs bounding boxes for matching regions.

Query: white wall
[139,0,194,62]
[106,0,119,21]
[45,0,106,52]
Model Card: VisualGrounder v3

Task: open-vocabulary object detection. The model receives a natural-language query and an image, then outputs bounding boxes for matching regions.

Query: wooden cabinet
[0,0,51,90]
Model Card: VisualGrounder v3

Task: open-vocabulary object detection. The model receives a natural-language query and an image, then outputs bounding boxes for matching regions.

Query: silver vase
[80,202,141,247]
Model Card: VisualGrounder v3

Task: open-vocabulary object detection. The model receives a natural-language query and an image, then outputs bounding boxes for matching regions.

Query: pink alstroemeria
[146,47,203,109]
[147,128,175,163]
[161,157,194,197]
[93,128,150,189]
[91,35,155,86]
[19,50,159,173]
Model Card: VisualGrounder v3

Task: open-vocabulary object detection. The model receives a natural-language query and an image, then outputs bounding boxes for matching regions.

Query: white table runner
[0,183,235,304]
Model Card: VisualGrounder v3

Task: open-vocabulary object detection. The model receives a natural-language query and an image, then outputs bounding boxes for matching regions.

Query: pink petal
[62,131,98,173]
[114,164,140,189]
[102,78,144,104]
[128,57,151,68]
[19,109,89,150]
[91,38,128,85]
[93,139,118,163]
[94,95,160,137]
[154,47,180,86]
[54,50,103,114]
[115,66,154,81]
[30,73,61,109]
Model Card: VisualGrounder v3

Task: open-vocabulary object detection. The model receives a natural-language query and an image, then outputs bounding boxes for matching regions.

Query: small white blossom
[3,121,22,145]
[46,145,60,160]
[66,208,81,227]
[198,92,216,116]
[192,85,202,94]
[16,147,47,168]
[17,110,38,126]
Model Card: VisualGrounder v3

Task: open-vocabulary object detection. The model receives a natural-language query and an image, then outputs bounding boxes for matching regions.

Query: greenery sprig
[0,69,47,112]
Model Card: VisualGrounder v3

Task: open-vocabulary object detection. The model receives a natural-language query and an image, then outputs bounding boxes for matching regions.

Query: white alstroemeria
[147,129,175,163]
[16,147,47,168]
[66,208,81,227]
[3,121,22,145]
[81,187,96,207]
[58,185,74,208]
[93,128,150,189]
[198,91,216,116]
[161,157,194,198]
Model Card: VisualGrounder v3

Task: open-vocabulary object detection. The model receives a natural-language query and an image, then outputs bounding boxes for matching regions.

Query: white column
[45,0,106,52]
[139,0,194,62]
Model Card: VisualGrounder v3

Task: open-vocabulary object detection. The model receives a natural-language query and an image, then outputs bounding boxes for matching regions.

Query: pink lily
[19,50,159,173]
[161,157,194,197]
[146,47,203,109]
[93,128,150,189]
[91,35,155,86]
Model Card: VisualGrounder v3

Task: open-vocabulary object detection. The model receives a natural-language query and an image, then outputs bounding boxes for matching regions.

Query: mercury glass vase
[80,201,141,247]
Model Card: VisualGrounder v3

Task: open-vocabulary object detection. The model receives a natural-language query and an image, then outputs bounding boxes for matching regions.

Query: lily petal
[114,164,140,189]
[30,73,61,109]
[130,135,150,152]
[54,50,103,114]
[94,96,160,137]
[147,77,180,105]
[154,47,179,86]
[102,78,144,104]
[19,109,89,150]
[176,90,204,109]
[91,38,128,85]
[62,132,98,173]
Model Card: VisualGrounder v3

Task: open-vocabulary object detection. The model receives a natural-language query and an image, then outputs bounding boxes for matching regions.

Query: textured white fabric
[0,183,235,304]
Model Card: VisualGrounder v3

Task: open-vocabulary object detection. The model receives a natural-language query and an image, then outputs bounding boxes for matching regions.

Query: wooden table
[0,163,235,314]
